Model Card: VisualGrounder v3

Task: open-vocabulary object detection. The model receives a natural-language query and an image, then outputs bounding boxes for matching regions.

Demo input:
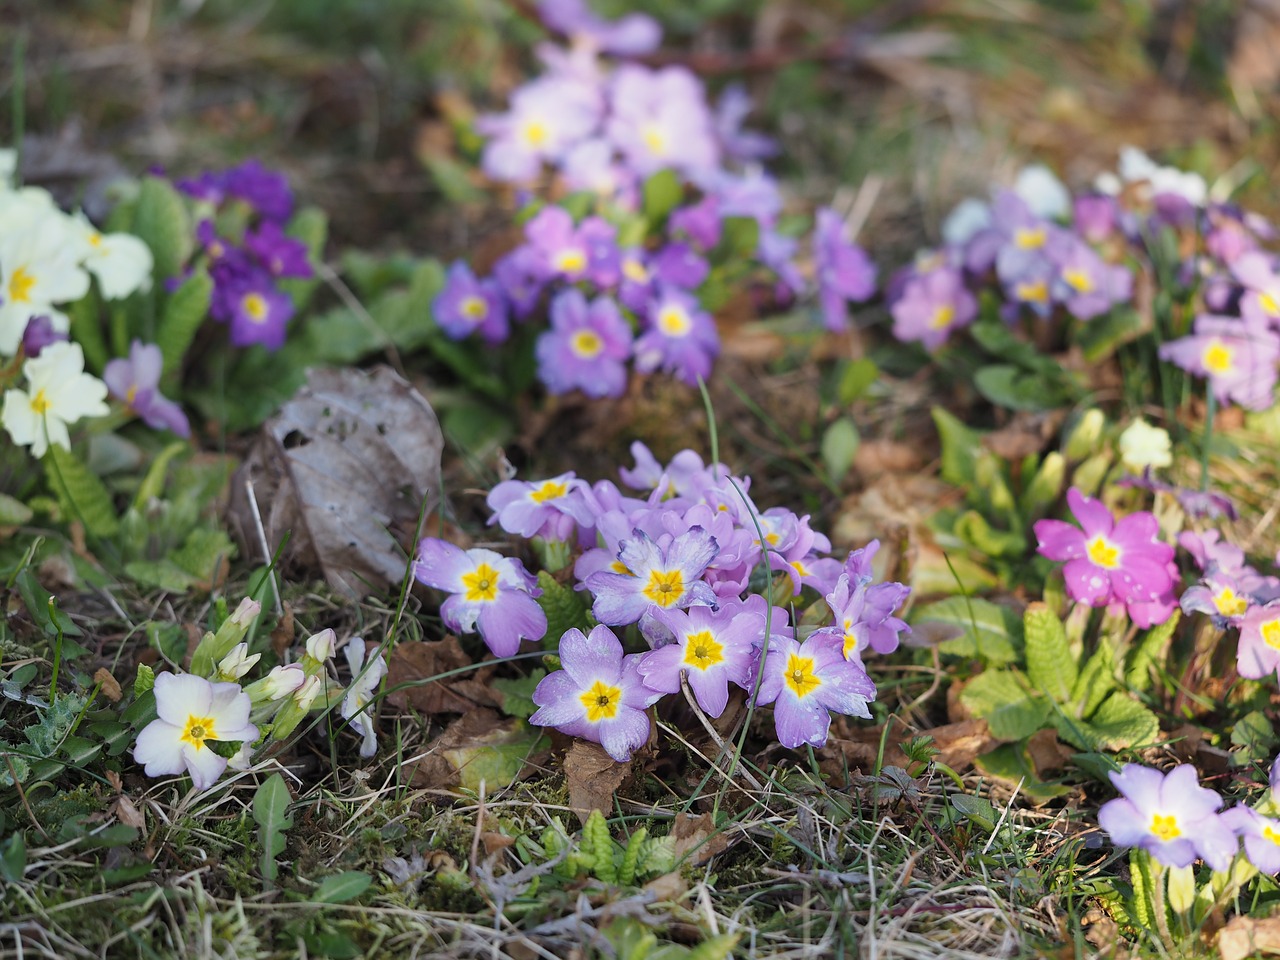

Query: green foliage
[536,571,593,648]
[642,169,683,224]
[129,176,193,283]
[156,269,213,381]
[253,773,293,888]
[1024,603,1077,703]
[959,670,1051,741]
[311,871,372,904]
[918,596,1022,666]
[492,670,546,719]
[819,417,860,485]
[43,445,120,538]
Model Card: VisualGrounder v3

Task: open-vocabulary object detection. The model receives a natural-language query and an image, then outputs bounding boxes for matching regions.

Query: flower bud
[260,664,305,701]
[305,629,336,663]
[216,643,261,682]
[293,674,325,711]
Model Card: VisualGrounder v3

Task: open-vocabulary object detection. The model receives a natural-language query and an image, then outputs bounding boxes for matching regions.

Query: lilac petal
[476,589,547,657]
[773,693,830,749]
[688,668,730,717]
[1097,798,1150,847]
[1067,488,1114,537]
[1034,520,1086,561]
[1163,764,1223,818]
[1193,815,1241,872]
[667,527,720,579]
[634,644,684,693]
[1108,763,1166,812]
[1147,836,1198,869]
[412,539,472,591]
[529,671,589,727]
[598,707,651,761]
[560,624,624,686]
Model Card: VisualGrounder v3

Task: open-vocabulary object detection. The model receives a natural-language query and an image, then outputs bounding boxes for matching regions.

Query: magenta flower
[633,286,720,386]
[1222,806,1280,874]
[1097,764,1238,871]
[1236,600,1280,683]
[1033,488,1176,621]
[486,470,596,541]
[813,208,876,332]
[890,266,977,351]
[634,604,762,717]
[244,221,313,279]
[529,625,662,762]
[535,290,633,398]
[103,341,191,438]
[754,634,876,749]
[1158,314,1280,411]
[433,262,509,344]
[584,526,719,626]
[411,539,547,658]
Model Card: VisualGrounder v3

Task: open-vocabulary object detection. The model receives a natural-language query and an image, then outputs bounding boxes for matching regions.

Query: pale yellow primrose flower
[305,628,337,662]
[71,211,154,300]
[0,197,90,354]
[1118,419,1173,472]
[2,342,108,458]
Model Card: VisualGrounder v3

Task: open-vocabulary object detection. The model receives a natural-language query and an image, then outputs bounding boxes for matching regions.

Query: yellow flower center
[554,249,587,275]
[682,630,724,670]
[789,559,810,578]
[642,124,666,156]
[1015,227,1046,250]
[579,680,622,723]
[125,384,138,407]
[1150,813,1180,842]
[841,617,858,660]
[9,265,35,303]
[1265,825,1280,846]
[1259,292,1280,317]
[242,292,269,323]
[30,389,50,415]
[610,560,631,575]
[88,232,103,248]
[784,653,822,699]
[929,305,955,330]
[657,306,692,337]
[1086,535,1120,569]
[461,562,500,603]
[523,120,549,148]
[570,329,604,359]
[1262,618,1280,651]
[642,568,684,607]
[459,295,488,320]
[622,259,649,284]
[530,479,568,503]
[1213,587,1247,618]
[1016,280,1049,303]
[1202,340,1234,375]
[1063,268,1094,294]
[181,714,218,751]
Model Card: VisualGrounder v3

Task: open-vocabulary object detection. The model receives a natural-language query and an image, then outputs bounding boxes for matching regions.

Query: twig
[680,673,765,792]
[242,479,283,617]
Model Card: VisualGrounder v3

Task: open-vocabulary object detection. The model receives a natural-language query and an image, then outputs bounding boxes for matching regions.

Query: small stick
[680,672,765,792]
[243,479,283,617]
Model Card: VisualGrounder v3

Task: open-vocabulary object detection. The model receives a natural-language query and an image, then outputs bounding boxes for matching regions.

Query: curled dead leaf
[565,740,631,823]
[93,668,122,703]
[1219,914,1280,960]
[230,366,443,598]
[669,812,733,866]
[404,709,547,793]
[386,636,500,715]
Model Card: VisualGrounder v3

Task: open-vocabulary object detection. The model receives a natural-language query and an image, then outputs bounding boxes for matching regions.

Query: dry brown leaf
[644,871,689,903]
[853,439,925,476]
[112,795,146,830]
[1218,914,1280,960]
[1026,728,1074,779]
[982,410,1067,462]
[669,812,732,866]
[230,366,443,598]
[270,602,296,658]
[93,668,122,703]
[566,740,631,823]
[930,719,1000,771]
[386,636,499,715]
[405,709,545,792]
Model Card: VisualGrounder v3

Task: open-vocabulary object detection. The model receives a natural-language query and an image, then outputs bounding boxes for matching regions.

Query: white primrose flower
[216,643,261,682]
[2,341,109,458]
[133,673,258,791]
[1014,164,1071,220]
[1118,419,1173,472]
[71,212,154,300]
[305,628,337,663]
[341,637,387,758]
[260,663,306,700]
[0,199,90,354]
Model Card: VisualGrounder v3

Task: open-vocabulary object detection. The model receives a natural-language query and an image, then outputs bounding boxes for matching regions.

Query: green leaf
[445,721,547,793]
[1230,711,1277,768]
[932,407,985,487]
[950,793,997,832]
[0,492,33,527]
[536,570,593,647]
[952,509,1025,558]
[43,445,120,538]
[1126,612,1180,692]
[1072,642,1117,719]
[66,291,108,374]
[1077,308,1146,363]
[974,743,1071,801]
[124,559,199,594]
[1024,603,1077,704]
[1056,692,1160,751]
[1019,452,1064,523]
[133,442,188,508]
[717,216,759,260]
[584,809,617,884]
[492,670,546,720]
[0,830,25,883]
[958,670,1052,741]
[277,206,329,311]
[973,364,1062,412]
[253,773,293,888]
[837,357,879,404]
[131,176,192,283]
[15,568,84,639]
[311,870,372,904]
[916,596,1022,666]
[819,417,860,485]
[642,169,683,224]
[156,269,212,380]
[133,663,155,696]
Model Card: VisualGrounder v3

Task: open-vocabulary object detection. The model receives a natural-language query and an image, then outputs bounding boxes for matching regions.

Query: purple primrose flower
[537,0,662,56]
[634,604,763,717]
[754,633,876,749]
[103,341,191,438]
[535,289,633,398]
[813,207,876,332]
[1098,764,1237,871]
[1236,601,1280,684]
[890,266,977,351]
[434,261,509,343]
[633,286,720,386]
[487,470,597,541]
[1158,313,1280,411]
[584,526,719,627]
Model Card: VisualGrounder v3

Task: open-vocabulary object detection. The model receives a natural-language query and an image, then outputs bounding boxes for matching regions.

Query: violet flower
[486,470,597,541]
[813,207,876,332]
[714,83,777,163]
[754,634,876,749]
[492,247,545,320]
[606,64,719,178]
[1158,313,1280,411]
[635,604,762,717]
[1222,806,1280,874]
[524,207,619,286]
[537,0,661,56]
[411,539,547,658]
[478,77,600,183]
[226,279,293,351]
[535,289,633,398]
[633,286,720,386]
[20,315,67,359]
[1097,764,1238,871]
[584,526,719,626]
[813,569,912,661]
[1033,488,1176,624]
[1046,233,1132,321]
[529,625,662,762]
[890,266,977,351]
[103,340,191,438]
[1236,600,1280,684]
[244,221,313,279]
[434,261,509,344]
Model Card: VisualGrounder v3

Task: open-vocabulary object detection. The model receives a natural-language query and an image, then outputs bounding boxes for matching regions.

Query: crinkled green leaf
[130,176,192,283]
[1055,692,1160,751]
[1072,642,1117,719]
[917,596,1022,666]
[157,269,212,380]
[536,570,593,647]
[1024,603,1077,704]
[492,670,546,720]
[1125,611,1179,692]
[44,445,119,538]
[932,407,985,487]
[642,169,683,224]
[958,670,1051,741]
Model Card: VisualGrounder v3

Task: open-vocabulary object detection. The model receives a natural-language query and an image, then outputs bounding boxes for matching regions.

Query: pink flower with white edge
[1236,600,1280,684]
[133,673,258,791]
[1033,488,1176,624]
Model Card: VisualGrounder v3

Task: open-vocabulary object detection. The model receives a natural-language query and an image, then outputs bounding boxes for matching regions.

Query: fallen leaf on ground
[670,812,732,865]
[230,366,442,598]
[565,740,630,822]
[386,636,499,715]
[406,709,547,793]
[111,795,145,830]
[1218,914,1280,960]
[93,668,122,702]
